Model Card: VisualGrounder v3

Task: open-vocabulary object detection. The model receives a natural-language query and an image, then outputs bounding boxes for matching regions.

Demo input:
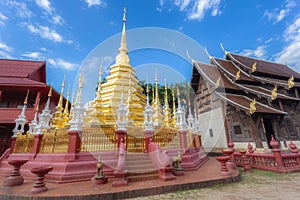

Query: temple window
[209,128,213,137]
[234,125,242,135]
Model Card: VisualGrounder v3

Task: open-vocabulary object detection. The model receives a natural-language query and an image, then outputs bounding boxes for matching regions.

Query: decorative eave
[215,92,287,115]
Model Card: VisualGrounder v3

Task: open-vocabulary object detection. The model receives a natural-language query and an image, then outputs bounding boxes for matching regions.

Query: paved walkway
[0,158,239,199]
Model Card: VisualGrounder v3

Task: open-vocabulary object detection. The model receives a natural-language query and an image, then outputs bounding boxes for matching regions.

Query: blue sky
[0,0,299,99]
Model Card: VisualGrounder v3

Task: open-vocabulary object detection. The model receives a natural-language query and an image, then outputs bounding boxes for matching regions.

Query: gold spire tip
[48,86,52,97]
[35,96,40,111]
[123,7,126,22]
[24,89,30,105]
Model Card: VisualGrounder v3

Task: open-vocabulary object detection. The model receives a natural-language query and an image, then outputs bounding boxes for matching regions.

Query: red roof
[0,59,46,87]
[0,59,45,78]
[0,77,45,87]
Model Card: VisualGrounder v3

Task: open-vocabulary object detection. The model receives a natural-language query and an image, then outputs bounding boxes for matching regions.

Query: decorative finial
[288,75,294,89]
[35,96,40,111]
[123,7,126,22]
[24,89,30,105]
[271,86,277,101]
[252,62,257,73]
[115,7,129,65]
[249,98,256,115]
[235,70,240,81]
[215,77,221,88]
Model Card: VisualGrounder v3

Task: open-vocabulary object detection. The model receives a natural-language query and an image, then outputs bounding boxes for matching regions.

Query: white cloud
[275,17,300,70]
[0,12,8,26]
[47,58,78,70]
[240,45,267,59]
[52,15,64,25]
[0,41,13,52]
[158,0,221,20]
[21,52,42,59]
[263,0,296,23]
[188,0,221,20]
[8,1,32,19]
[24,23,72,44]
[0,50,12,59]
[84,0,106,7]
[35,0,52,13]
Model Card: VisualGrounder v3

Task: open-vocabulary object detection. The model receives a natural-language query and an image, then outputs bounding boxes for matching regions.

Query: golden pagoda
[99,8,146,127]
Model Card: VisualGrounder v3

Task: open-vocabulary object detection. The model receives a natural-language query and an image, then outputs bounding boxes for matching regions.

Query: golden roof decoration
[271,86,277,101]
[249,98,256,115]
[288,75,294,89]
[215,77,221,88]
[252,62,256,73]
[235,70,240,81]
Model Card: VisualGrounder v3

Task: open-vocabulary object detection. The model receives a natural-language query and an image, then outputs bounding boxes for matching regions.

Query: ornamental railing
[80,125,116,152]
[13,132,34,153]
[153,127,180,149]
[126,127,144,152]
[231,138,300,173]
[40,128,69,153]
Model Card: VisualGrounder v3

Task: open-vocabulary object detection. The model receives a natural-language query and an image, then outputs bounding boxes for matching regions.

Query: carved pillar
[32,134,43,155]
[270,136,284,171]
[249,117,263,148]
[144,130,154,153]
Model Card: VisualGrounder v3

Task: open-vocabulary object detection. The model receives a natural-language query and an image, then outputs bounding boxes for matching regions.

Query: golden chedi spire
[115,7,130,65]
[172,89,177,128]
[98,8,146,126]
[163,78,172,128]
[52,77,66,129]
[62,84,71,128]
[85,65,105,126]
[152,72,164,127]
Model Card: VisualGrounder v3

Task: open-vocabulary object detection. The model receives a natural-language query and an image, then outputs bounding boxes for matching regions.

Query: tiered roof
[191,47,300,115]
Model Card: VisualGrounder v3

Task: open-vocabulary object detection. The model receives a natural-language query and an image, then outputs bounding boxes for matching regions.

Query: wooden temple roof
[212,58,256,83]
[193,62,239,91]
[227,53,300,80]
[191,48,300,115]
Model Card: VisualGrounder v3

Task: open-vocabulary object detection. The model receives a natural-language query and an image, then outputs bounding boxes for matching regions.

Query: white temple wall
[199,107,227,152]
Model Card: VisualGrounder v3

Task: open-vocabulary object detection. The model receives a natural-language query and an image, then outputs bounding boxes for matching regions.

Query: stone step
[125,153,158,182]
[127,173,159,182]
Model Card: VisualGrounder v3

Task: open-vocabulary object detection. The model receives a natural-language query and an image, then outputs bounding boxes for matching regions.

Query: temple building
[190,45,300,151]
[0,59,69,156]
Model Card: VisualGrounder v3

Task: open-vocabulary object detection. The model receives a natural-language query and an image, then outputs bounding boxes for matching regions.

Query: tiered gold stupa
[99,8,146,126]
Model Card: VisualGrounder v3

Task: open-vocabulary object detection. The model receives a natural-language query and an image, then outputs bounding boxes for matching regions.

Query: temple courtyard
[1,157,299,199]
[134,169,300,200]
